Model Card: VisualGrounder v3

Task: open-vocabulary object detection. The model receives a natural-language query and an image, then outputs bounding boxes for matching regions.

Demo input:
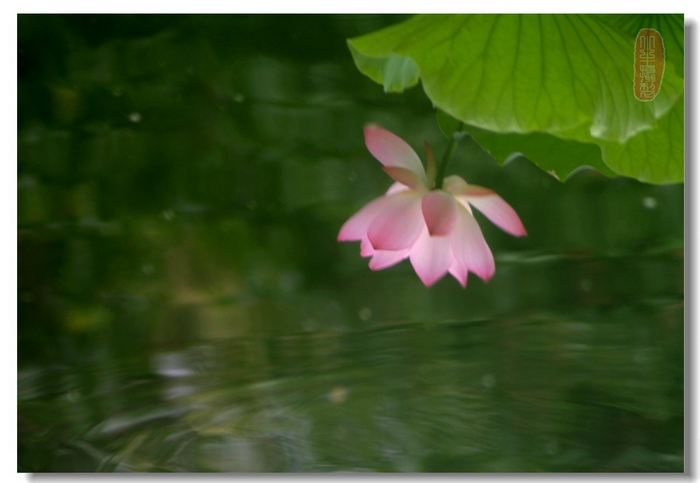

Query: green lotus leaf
[437,108,614,180]
[349,14,684,184]
[348,43,419,93]
[599,96,684,184]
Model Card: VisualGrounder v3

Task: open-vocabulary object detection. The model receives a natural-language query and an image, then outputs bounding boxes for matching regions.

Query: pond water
[17,15,684,472]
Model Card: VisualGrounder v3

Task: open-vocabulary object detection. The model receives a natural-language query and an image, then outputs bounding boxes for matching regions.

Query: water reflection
[19,254,683,471]
[18,14,683,472]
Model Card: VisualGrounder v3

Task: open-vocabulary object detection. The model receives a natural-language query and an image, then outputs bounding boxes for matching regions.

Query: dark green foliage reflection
[18,14,683,472]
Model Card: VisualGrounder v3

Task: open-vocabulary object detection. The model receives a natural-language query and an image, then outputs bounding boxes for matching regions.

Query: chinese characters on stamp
[634,28,665,102]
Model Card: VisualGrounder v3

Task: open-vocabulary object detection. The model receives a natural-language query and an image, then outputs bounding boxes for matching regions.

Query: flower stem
[435,122,464,190]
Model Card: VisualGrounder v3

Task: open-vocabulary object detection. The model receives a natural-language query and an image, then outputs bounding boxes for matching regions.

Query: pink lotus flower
[338,125,527,287]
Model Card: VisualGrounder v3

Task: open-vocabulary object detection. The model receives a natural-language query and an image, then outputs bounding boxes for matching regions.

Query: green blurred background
[17,14,684,472]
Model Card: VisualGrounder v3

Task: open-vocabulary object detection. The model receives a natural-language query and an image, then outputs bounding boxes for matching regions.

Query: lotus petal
[443,174,470,194]
[338,196,390,242]
[445,175,526,236]
[461,187,527,237]
[451,205,495,281]
[421,190,457,236]
[409,227,452,287]
[383,166,427,191]
[364,124,428,186]
[367,192,424,251]
[386,181,410,196]
[448,255,468,288]
[360,237,374,257]
[370,249,410,270]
